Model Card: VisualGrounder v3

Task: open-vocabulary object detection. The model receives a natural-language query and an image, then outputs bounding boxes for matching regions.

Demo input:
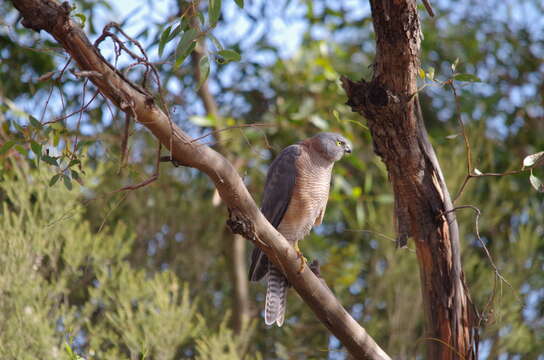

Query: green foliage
[195,316,259,360]
[0,162,260,359]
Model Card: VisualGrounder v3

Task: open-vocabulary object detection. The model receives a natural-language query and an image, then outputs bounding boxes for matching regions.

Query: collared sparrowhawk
[248,132,352,326]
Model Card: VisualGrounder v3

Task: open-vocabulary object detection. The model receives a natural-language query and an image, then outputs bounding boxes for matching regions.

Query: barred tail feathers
[265,265,288,326]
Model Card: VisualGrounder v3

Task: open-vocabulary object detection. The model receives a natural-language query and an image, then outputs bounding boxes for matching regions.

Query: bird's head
[310,132,352,162]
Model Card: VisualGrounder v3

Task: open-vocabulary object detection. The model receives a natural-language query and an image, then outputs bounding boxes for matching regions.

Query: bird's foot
[295,246,307,274]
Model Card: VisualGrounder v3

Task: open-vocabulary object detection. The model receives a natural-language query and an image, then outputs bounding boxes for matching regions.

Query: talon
[295,245,307,274]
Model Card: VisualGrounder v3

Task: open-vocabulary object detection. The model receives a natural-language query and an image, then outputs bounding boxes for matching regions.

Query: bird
[248,132,352,326]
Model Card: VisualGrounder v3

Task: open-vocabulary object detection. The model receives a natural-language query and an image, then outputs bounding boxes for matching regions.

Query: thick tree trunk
[342,1,477,359]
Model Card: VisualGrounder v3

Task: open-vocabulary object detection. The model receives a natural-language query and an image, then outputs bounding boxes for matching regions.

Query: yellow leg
[294,243,307,274]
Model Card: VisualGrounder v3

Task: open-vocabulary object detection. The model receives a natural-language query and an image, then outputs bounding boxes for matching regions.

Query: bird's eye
[336,140,344,146]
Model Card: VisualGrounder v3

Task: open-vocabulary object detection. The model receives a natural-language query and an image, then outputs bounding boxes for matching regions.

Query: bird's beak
[344,144,352,154]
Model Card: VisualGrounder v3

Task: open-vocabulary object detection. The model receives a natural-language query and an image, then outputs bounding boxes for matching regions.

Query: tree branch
[9,0,390,358]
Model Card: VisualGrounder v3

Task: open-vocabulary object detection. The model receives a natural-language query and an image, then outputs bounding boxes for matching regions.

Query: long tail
[265,264,288,326]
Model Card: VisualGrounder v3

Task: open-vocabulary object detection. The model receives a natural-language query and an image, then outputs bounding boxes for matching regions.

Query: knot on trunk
[341,76,398,118]
[226,209,258,244]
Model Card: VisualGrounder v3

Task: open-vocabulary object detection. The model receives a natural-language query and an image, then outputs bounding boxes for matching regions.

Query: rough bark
[9,0,390,358]
[341,1,476,359]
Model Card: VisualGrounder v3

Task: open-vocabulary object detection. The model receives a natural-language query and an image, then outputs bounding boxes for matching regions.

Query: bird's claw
[296,249,307,274]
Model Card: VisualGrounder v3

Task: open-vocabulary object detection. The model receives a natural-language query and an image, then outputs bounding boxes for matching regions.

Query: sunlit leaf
[529,172,544,192]
[445,134,460,139]
[189,116,214,127]
[522,151,544,168]
[451,58,459,72]
[310,115,328,129]
[419,68,425,79]
[426,67,435,81]
[454,73,481,82]
[332,110,341,122]
[73,13,86,27]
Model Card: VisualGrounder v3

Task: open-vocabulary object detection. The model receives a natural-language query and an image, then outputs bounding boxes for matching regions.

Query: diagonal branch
[9,0,390,358]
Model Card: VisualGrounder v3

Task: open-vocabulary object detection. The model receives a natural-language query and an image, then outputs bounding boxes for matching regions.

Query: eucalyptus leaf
[529,172,544,192]
[14,145,28,157]
[74,13,86,26]
[174,29,198,69]
[71,170,84,185]
[522,151,544,168]
[29,116,42,128]
[158,25,172,57]
[0,140,16,155]
[426,67,435,80]
[198,55,210,90]
[63,174,73,191]
[49,174,61,187]
[30,141,42,157]
[42,155,59,167]
[209,0,222,27]
[189,116,214,127]
[208,33,224,51]
[217,49,241,63]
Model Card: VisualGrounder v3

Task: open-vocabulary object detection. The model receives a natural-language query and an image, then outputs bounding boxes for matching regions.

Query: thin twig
[443,205,512,288]
[43,90,99,125]
[450,80,531,203]
[421,0,435,17]
[190,123,274,144]
[112,142,161,193]
[345,229,416,253]
[442,205,517,330]
[39,58,71,122]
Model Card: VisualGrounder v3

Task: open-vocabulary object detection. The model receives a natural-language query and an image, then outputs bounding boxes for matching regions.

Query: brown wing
[248,145,301,281]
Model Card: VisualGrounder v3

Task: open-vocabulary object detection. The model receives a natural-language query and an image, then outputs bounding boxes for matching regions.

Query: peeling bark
[342,1,477,359]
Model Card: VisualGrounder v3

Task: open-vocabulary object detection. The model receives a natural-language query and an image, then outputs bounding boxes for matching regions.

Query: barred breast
[278,148,333,244]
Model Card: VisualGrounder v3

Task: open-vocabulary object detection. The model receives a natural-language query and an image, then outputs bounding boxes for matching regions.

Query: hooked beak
[344,144,352,154]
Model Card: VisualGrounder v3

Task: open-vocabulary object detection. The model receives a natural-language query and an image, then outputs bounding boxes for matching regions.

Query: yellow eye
[336,140,342,146]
